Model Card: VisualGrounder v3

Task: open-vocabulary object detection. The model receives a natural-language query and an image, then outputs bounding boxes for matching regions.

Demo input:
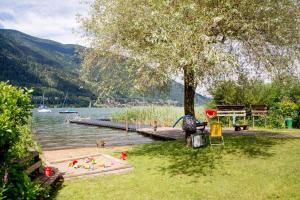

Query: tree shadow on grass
[224,136,283,157]
[129,136,283,177]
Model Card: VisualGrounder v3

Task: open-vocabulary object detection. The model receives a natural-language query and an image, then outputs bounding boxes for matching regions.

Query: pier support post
[154,120,157,132]
[125,120,128,132]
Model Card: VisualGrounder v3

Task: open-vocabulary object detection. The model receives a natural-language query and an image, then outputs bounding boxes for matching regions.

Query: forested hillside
[0,29,209,107]
[0,29,95,107]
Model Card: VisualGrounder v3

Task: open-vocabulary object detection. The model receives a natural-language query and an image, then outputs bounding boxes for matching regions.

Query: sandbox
[49,153,133,179]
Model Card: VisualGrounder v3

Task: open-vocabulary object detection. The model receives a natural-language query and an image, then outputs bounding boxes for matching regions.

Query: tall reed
[112,106,205,127]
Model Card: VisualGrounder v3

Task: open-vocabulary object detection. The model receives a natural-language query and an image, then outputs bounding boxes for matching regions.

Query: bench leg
[235,126,241,131]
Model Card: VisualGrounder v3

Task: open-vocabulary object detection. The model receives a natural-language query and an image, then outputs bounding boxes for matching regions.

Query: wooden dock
[70,119,184,140]
[70,119,151,132]
[137,127,184,140]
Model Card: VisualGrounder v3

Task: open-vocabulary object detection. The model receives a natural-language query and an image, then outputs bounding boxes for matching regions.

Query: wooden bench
[234,124,249,131]
[251,104,268,127]
[217,105,249,129]
[13,151,61,188]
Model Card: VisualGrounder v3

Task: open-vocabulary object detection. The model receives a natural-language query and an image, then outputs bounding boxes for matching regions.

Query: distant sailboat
[38,93,51,113]
[59,92,78,114]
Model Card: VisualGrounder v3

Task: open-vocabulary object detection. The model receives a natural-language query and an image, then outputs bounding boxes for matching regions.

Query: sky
[0,0,89,45]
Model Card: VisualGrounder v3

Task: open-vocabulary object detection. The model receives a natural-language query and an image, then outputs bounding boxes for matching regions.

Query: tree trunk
[183,65,196,116]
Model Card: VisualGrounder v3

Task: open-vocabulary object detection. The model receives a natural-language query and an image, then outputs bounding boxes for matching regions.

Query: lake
[31,108,155,150]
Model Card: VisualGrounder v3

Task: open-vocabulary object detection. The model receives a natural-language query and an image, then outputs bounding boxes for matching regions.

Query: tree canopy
[80,0,299,114]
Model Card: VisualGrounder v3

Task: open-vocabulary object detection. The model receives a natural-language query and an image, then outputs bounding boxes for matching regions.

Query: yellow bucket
[210,123,222,137]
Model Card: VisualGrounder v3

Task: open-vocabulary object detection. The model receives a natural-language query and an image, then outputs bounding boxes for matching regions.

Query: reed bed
[112,106,205,127]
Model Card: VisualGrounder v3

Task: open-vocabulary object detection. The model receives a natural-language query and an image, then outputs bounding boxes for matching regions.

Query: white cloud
[0,0,90,45]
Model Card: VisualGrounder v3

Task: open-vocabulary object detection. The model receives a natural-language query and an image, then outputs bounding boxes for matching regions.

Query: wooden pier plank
[70,119,185,140]
[137,127,185,140]
[70,119,151,131]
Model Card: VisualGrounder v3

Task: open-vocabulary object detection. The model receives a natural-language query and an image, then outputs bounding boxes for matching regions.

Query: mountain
[169,81,210,106]
[0,29,95,107]
[0,29,209,107]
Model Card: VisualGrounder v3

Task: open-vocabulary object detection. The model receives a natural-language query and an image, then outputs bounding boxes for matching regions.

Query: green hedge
[267,101,299,128]
[0,82,41,199]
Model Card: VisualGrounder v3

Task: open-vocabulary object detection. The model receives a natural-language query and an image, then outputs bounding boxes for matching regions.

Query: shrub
[0,82,41,199]
[267,100,299,128]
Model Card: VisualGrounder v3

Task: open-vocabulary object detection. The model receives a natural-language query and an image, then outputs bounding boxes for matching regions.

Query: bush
[210,75,300,128]
[267,100,299,128]
[0,82,41,199]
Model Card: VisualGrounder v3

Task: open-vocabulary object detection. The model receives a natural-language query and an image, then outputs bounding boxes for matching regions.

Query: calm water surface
[32,108,155,150]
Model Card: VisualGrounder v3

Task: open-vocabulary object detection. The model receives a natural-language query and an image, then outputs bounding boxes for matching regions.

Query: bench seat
[234,124,249,131]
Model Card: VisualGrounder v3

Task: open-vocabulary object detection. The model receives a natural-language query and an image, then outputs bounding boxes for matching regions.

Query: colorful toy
[85,157,96,163]
[90,165,96,170]
[74,163,82,169]
[120,151,127,160]
[68,160,78,167]
[98,163,105,168]
[98,160,105,167]
[84,163,90,169]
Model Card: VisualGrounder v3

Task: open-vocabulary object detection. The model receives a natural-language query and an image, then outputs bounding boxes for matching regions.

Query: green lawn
[55,137,300,200]
[251,128,300,134]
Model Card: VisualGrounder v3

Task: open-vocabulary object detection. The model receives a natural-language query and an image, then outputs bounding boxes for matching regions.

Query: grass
[251,127,300,134]
[54,137,300,200]
[111,106,205,127]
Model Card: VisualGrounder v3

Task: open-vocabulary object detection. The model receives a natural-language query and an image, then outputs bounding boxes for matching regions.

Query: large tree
[79,0,299,116]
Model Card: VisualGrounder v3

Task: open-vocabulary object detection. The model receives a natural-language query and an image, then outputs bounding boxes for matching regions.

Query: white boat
[59,92,78,114]
[37,93,51,113]
[38,108,52,113]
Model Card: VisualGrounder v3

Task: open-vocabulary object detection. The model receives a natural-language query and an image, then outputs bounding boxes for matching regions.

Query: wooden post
[125,120,128,132]
[228,116,230,127]
[264,116,267,127]
[252,116,255,128]
[154,120,157,132]
[244,116,246,125]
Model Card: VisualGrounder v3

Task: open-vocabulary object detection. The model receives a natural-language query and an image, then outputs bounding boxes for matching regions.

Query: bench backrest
[251,104,268,116]
[217,105,245,111]
[217,105,246,117]
[12,151,42,175]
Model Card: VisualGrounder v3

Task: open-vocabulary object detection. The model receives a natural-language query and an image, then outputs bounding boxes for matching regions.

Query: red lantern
[205,109,217,119]
[120,152,127,160]
[44,167,53,177]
